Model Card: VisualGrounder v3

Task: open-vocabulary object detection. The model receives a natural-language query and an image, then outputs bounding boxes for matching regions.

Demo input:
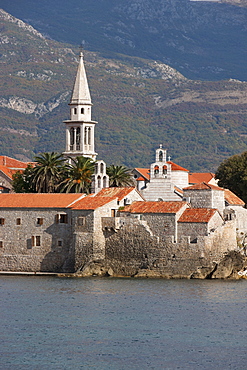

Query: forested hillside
[1,0,247,81]
[0,9,247,171]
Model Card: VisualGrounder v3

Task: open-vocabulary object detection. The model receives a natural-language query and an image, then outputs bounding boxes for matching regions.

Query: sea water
[1,276,247,370]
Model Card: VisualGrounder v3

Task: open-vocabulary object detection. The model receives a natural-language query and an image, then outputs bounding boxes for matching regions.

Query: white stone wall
[171,171,189,189]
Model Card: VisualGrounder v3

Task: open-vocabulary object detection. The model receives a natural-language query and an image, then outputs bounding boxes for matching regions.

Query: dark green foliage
[12,165,35,193]
[61,156,95,194]
[106,165,134,187]
[215,151,247,203]
[32,152,66,193]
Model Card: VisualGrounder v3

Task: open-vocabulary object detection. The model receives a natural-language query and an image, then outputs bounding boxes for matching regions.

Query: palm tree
[32,152,65,193]
[106,165,134,187]
[61,156,95,193]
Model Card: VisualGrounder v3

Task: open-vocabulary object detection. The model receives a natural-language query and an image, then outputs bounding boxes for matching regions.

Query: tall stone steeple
[63,50,97,160]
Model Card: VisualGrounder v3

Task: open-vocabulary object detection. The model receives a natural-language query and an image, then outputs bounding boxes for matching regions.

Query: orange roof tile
[71,195,116,210]
[224,189,245,206]
[0,156,30,169]
[189,172,215,184]
[167,161,189,172]
[0,165,15,180]
[0,193,85,208]
[95,187,136,200]
[183,182,224,191]
[134,168,150,181]
[122,201,187,214]
[178,208,218,223]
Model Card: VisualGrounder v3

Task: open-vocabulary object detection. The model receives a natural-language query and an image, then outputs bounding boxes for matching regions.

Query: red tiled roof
[0,156,30,169]
[122,201,187,214]
[134,168,150,181]
[183,182,224,191]
[189,172,215,184]
[0,193,85,208]
[0,165,16,180]
[167,161,189,172]
[178,208,218,223]
[95,187,136,200]
[71,195,116,210]
[224,189,245,206]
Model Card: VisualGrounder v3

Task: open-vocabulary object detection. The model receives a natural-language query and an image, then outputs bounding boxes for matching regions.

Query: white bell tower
[63,50,97,160]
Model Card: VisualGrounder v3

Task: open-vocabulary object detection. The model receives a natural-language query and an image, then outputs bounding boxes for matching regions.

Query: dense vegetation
[1,0,247,81]
[216,151,247,203]
[12,153,133,193]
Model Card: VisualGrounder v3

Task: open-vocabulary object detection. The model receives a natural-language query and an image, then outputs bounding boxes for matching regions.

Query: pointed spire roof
[70,51,92,105]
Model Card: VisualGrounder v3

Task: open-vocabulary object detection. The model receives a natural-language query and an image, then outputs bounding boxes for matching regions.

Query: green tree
[106,165,134,187]
[12,164,35,193]
[32,152,66,193]
[61,156,95,193]
[215,151,247,203]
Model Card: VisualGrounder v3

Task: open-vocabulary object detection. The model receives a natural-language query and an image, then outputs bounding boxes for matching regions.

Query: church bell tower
[63,50,97,161]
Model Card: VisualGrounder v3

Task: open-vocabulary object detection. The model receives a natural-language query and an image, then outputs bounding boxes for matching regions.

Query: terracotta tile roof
[189,172,215,184]
[136,176,145,181]
[95,187,136,200]
[0,156,30,169]
[183,182,224,191]
[71,195,116,210]
[134,168,150,181]
[0,193,85,208]
[0,165,16,180]
[224,189,245,206]
[167,161,189,172]
[122,201,187,214]
[178,208,218,223]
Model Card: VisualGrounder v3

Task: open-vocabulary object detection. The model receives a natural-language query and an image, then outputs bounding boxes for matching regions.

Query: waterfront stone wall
[103,216,238,278]
[0,208,74,272]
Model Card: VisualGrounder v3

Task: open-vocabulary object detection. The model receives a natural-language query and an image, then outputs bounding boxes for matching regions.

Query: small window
[37,218,43,225]
[111,209,116,217]
[16,218,21,225]
[81,108,84,114]
[78,217,86,226]
[32,236,41,247]
[0,241,3,248]
[56,214,68,224]
[74,108,77,114]
[57,239,63,247]
[0,218,5,226]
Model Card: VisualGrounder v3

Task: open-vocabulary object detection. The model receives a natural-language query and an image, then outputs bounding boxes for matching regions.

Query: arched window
[100,163,104,173]
[103,176,107,187]
[70,128,74,150]
[163,166,167,175]
[97,175,101,188]
[88,127,91,145]
[84,127,87,144]
[76,128,80,150]
[159,151,163,162]
[154,165,159,175]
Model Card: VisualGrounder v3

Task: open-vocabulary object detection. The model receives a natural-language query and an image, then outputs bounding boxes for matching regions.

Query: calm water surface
[1,276,247,370]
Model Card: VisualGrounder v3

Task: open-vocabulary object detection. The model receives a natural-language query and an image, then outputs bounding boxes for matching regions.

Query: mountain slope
[1,9,247,172]
[0,0,247,81]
